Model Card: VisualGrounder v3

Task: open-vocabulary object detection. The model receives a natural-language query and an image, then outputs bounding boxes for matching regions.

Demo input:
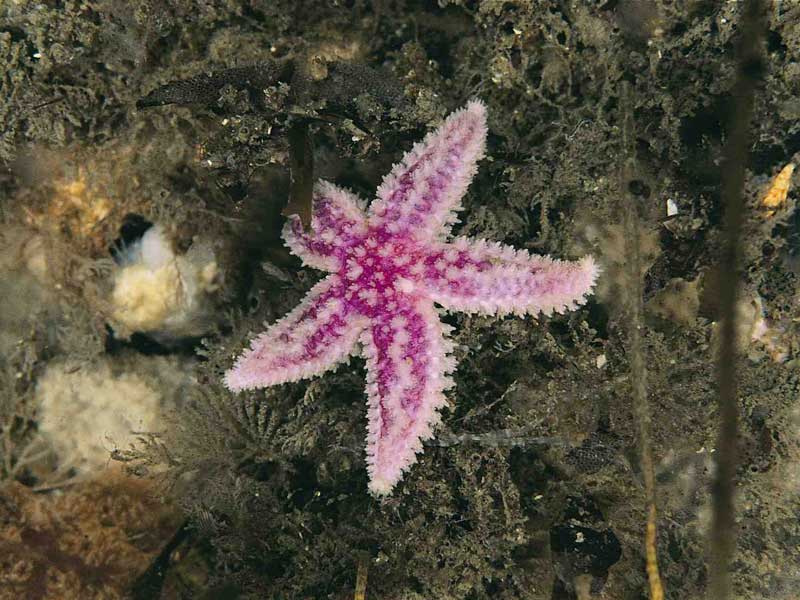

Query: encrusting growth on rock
[110,225,220,342]
[760,162,794,217]
[224,101,599,495]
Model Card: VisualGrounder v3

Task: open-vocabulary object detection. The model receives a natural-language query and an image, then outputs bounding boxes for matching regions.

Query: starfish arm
[368,100,487,240]
[361,296,457,495]
[283,181,368,271]
[424,238,600,317]
[224,276,367,391]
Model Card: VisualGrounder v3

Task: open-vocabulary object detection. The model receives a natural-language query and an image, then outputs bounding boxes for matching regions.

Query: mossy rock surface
[2,2,800,599]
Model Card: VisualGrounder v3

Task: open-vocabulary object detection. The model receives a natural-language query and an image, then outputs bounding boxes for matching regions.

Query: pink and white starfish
[224,101,599,495]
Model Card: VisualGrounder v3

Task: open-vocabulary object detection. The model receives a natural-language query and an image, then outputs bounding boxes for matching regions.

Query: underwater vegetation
[1,0,800,599]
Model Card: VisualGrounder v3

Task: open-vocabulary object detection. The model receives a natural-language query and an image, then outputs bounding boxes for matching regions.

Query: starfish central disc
[342,237,422,315]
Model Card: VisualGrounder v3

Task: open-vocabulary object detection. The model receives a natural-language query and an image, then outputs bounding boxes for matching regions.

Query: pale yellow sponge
[110,225,220,340]
[111,261,183,332]
[36,360,162,473]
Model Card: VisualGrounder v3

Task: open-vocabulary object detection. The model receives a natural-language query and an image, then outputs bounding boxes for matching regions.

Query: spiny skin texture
[225,101,599,495]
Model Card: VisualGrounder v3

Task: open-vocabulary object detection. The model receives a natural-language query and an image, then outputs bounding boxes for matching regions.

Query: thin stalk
[709,2,766,599]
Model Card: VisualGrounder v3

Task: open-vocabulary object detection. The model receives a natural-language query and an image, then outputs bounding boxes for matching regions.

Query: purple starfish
[224,101,598,495]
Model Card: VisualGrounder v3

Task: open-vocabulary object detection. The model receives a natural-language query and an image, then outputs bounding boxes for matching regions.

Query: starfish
[224,101,599,495]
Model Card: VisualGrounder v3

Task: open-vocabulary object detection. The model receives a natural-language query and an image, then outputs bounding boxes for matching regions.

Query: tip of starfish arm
[368,475,397,497]
[515,253,600,318]
[464,98,487,118]
[555,254,600,311]
[367,450,421,497]
[579,254,602,293]
[222,346,291,392]
[223,365,249,392]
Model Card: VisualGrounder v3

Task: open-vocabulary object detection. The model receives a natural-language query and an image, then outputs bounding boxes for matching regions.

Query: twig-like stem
[131,520,193,600]
[2,424,13,477]
[9,441,50,479]
[354,552,369,600]
[710,2,766,599]
[284,120,315,228]
[619,82,664,600]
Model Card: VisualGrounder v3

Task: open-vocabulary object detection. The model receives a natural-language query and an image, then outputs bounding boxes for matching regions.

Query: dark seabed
[1,1,799,599]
